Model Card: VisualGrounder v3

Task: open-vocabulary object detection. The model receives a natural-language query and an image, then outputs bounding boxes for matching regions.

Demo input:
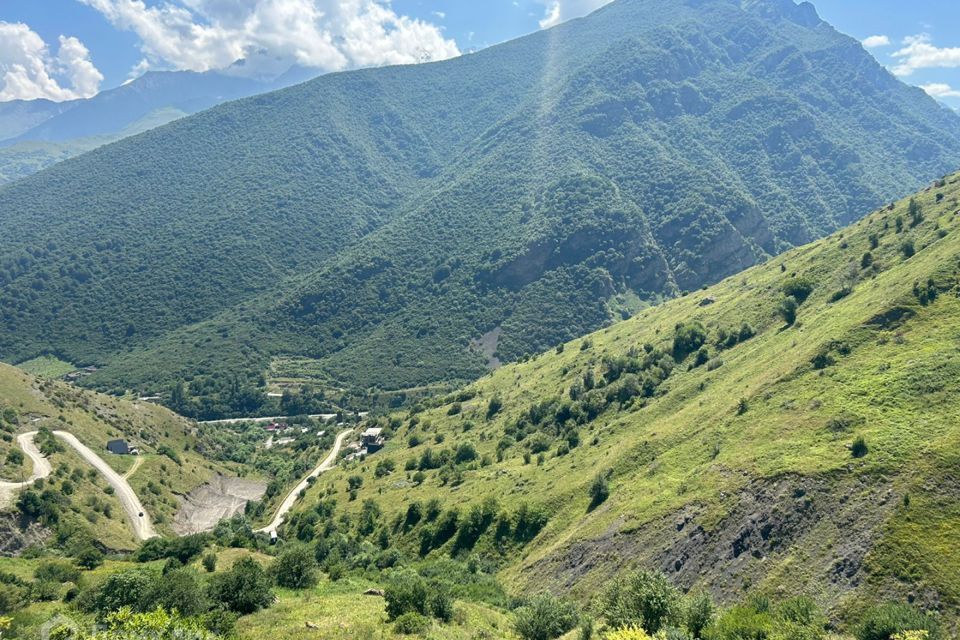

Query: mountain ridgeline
[1,0,959,417]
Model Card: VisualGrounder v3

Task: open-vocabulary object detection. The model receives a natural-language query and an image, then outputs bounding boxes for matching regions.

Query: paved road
[52,431,157,541]
[256,429,353,536]
[197,412,367,426]
[0,432,53,506]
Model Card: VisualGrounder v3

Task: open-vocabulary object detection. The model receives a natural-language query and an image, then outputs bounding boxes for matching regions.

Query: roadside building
[106,439,130,455]
[361,427,385,454]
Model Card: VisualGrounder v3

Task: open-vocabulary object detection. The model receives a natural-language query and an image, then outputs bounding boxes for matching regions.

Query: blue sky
[0,0,958,110]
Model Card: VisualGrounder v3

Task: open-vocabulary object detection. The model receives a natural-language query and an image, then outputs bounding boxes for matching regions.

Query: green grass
[13,355,76,378]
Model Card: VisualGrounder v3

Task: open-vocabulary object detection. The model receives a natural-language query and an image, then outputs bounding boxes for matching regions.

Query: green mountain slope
[289,171,960,622]
[2,0,960,417]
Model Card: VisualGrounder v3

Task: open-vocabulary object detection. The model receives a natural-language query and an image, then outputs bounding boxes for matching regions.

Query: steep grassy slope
[289,171,960,623]
[2,0,959,417]
[0,363,238,547]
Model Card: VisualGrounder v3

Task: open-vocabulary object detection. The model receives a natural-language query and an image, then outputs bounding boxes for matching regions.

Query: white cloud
[0,22,103,101]
[891,34,960,77]
[538,0,612,29]
[77,0,460,78]
[862,35,890,49]
[921,83,960,98]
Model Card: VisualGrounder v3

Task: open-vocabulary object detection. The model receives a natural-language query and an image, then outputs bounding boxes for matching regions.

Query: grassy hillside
[0,363,241,548]
[283,170,960,626]
[2,0,959,418]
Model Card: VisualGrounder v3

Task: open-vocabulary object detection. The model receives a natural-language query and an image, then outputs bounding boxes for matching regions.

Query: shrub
[394,611,431,635]
[599,570,683,633]
[454,442,478,464]
[146,568,208,617]
[588,473,610,509]
[857,604,940,640]
[487,395,503,420]
[272,545,318,589]
[782,277,815,303]
[811,352,835,370]
[693,347,710,368]
[513,593,579,640]
[603,626,651,640]
[202,552,217,573]
[829,287,853,303]
[85,569,155,618]
[385,570,429,620]
[779,296,799,325]
[673,323,707,362]
[686,591,715,638]
[208,557,273,614]
[34,560,81,584]
[705,605,772,640]
[851,436,869,458]
[900,240,915,258]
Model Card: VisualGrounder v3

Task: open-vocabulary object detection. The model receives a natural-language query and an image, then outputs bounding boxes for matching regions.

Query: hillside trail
[122,455,144,480]
[256,429,353,537]
[0,430,156,541]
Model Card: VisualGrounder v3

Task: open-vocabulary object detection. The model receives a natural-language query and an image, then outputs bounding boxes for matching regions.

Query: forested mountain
[0,67,319,185]
[1,0,959,417]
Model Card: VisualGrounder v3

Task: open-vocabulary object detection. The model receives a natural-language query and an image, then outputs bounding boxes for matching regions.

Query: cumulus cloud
[891,34,960,77]
[921,83,960,99]
[539,0,612,29]
[862,35,890,49]
[0,22,103,101]
[77,0,460,79]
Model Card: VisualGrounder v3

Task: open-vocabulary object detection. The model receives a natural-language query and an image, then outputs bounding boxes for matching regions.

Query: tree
[208,557,273,614]
[513,593,579,640]
[900,240,915,258]
[86,569,155,618]
[384,570,429,620]
[599,570,683,633]
[272,545,318,589]
[908,198,923,227]
[146,568,208,617]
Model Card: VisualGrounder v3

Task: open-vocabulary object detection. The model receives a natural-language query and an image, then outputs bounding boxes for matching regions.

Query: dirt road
[52,431,157,541]
[0,432,53,506]
[122,455,143,480]
[256,429,353,536]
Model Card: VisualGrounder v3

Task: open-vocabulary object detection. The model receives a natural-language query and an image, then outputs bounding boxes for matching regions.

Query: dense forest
[2,0,960,419]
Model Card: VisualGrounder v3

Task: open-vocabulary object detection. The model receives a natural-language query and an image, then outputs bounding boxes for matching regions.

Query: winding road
[0,431,156,541]
[256,429,353,537]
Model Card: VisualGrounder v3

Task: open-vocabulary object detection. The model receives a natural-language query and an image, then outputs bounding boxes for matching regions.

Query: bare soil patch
[173,475,267,535]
